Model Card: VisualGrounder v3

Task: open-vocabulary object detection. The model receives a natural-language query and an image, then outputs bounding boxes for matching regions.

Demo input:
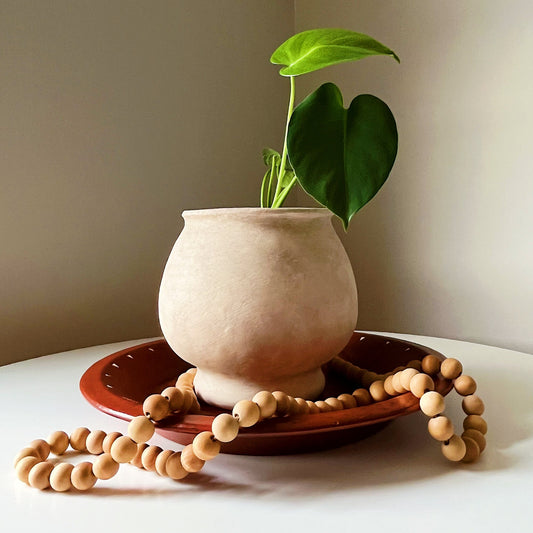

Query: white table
[1,333,531,533]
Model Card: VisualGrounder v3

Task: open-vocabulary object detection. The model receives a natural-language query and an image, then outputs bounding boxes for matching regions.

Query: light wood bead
[461,436,481,463]
[337,393,358,409]
[154,449,174,477]
[306,400,320,414]
[71,462,97,491]
[368,381,388,402]
[110,435,138,463]
[130,443,149,469]
[462,429,487,453]
[13,447,40,468]
[252,391,277,419]
[176,372,195,388]
[315,400,333,412]
[49,463,74,492]
[454,375,477,396]
[428,415,454,441]
[93,453,120,480]
[272,391,291,416]
[70,427,90,451]
[180,388,195,413]
[86,430,107,455]
[232,400,261,427]
[47,431,69,455]
[361,371,379,389]
[29,438,50,460]
[161,387,185,412]
[406,359,423,371]
[212,413,240,442]
[165,452,189,480]
[192,431,221,461]
[287,396,301,416]
[440,358,463,380]
[188,389,202,413]
[325,397,344,411]
[421,355,441,376]
[295,397,310,414]
[180,444,205,473]
[401,368,420,391]
[462,394,485,415]
[15,456,41,484]
[102,431,122,454]
[141,445,162,471]
[352,388,372,406]
[383,375,397,396]
[419,391,445,417]
[463,414,488,435]
[392,372,408,394]
[28,461,54,490]
[128,415,155,444]
[441,434,467,462]
[143,394,171,421]
[410,373,435,398]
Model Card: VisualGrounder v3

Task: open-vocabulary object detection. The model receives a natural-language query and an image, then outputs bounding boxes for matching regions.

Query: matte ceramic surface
[80,332,452,455]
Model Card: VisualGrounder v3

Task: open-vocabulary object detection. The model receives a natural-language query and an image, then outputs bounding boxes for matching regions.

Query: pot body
[158,208,358,408]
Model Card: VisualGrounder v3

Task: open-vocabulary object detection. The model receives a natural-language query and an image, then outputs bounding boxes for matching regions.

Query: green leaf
[262,147,281,167]
[287,83,398,229]
[279,169,294,188]
[271,28,399,77]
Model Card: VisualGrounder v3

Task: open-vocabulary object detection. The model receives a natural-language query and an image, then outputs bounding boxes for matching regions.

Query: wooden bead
[28,461,54,490]
[93,452,120,479]
[462,394,485,415]
[337,393,358,409]
[155,449,175,477]
[462,428,486,453]
[441,434,467,461]
[13,447,40,468]
[287,396,301,416]
[232,400,260,427]
[143,394,170,421]
[463,414,487,435]
[410,373,435,398]
[192,431,220,461]
[461,436,481,463]
[421,355,441,376]
[272,391,291,416]
[184,388,201,413]
[165,452,189,480]
[454,375,477,396]
[180,444,205,473]
[49,463,74,492]
[325,397,344,411]
[406,359,423,371]
[428,415,454,441]
[352,388,372,406]
[110,436,138,463]
[345,364,364,382]
[71,462,97,491]
[306,400,320,414]
[86,430,107,455]
[141,445,162,471]
[252,391,277,419]
[391,372,407,394]
[369,380,389,402]
[47,431,69,455]
[315,400,333,412]
[130,443,148,469]
[102,431,122,454]
[176,372,195,388]
[161,387,185,412]
[383,375,397,396]
[128,415,155,444]
[419,391,445,417]
[15,456,41,484]
[400,368,419,391]
[70,427,90,451]
[29,439,50,460]
[440,358,463,380]
[295,397,310,414]
[361,371,379,388]
[212,413,240,442]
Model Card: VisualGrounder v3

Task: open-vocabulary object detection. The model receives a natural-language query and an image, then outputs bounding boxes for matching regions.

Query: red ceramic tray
[80,332,452,455]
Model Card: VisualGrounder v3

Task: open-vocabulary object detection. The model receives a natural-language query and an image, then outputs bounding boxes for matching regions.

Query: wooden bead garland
[14,352,488,491]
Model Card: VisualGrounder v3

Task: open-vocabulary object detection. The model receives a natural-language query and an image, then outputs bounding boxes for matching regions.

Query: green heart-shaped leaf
[287,83,398,229]
[271,28,399,77]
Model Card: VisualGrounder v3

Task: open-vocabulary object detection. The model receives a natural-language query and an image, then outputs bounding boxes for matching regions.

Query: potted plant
[158,29,399,408]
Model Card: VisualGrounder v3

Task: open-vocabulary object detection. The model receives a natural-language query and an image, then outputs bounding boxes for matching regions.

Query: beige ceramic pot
[158,208,358,408]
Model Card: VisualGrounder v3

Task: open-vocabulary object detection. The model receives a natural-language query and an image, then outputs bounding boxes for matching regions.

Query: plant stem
[266,165,275,207]
[272,76,295,207]
[259,169,270,207]
[271,175,297,208]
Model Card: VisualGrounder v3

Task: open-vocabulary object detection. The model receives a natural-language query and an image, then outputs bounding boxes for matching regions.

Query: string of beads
[14,355,487,491]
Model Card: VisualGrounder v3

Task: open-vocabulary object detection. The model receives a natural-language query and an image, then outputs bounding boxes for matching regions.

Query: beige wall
[1,1,294,364]
[295,0,533,354]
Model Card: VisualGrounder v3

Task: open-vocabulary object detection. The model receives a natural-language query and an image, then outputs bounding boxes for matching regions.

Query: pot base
[194,367,326,409]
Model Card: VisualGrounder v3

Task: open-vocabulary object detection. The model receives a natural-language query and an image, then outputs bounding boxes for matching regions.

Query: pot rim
[182,207,330,218]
